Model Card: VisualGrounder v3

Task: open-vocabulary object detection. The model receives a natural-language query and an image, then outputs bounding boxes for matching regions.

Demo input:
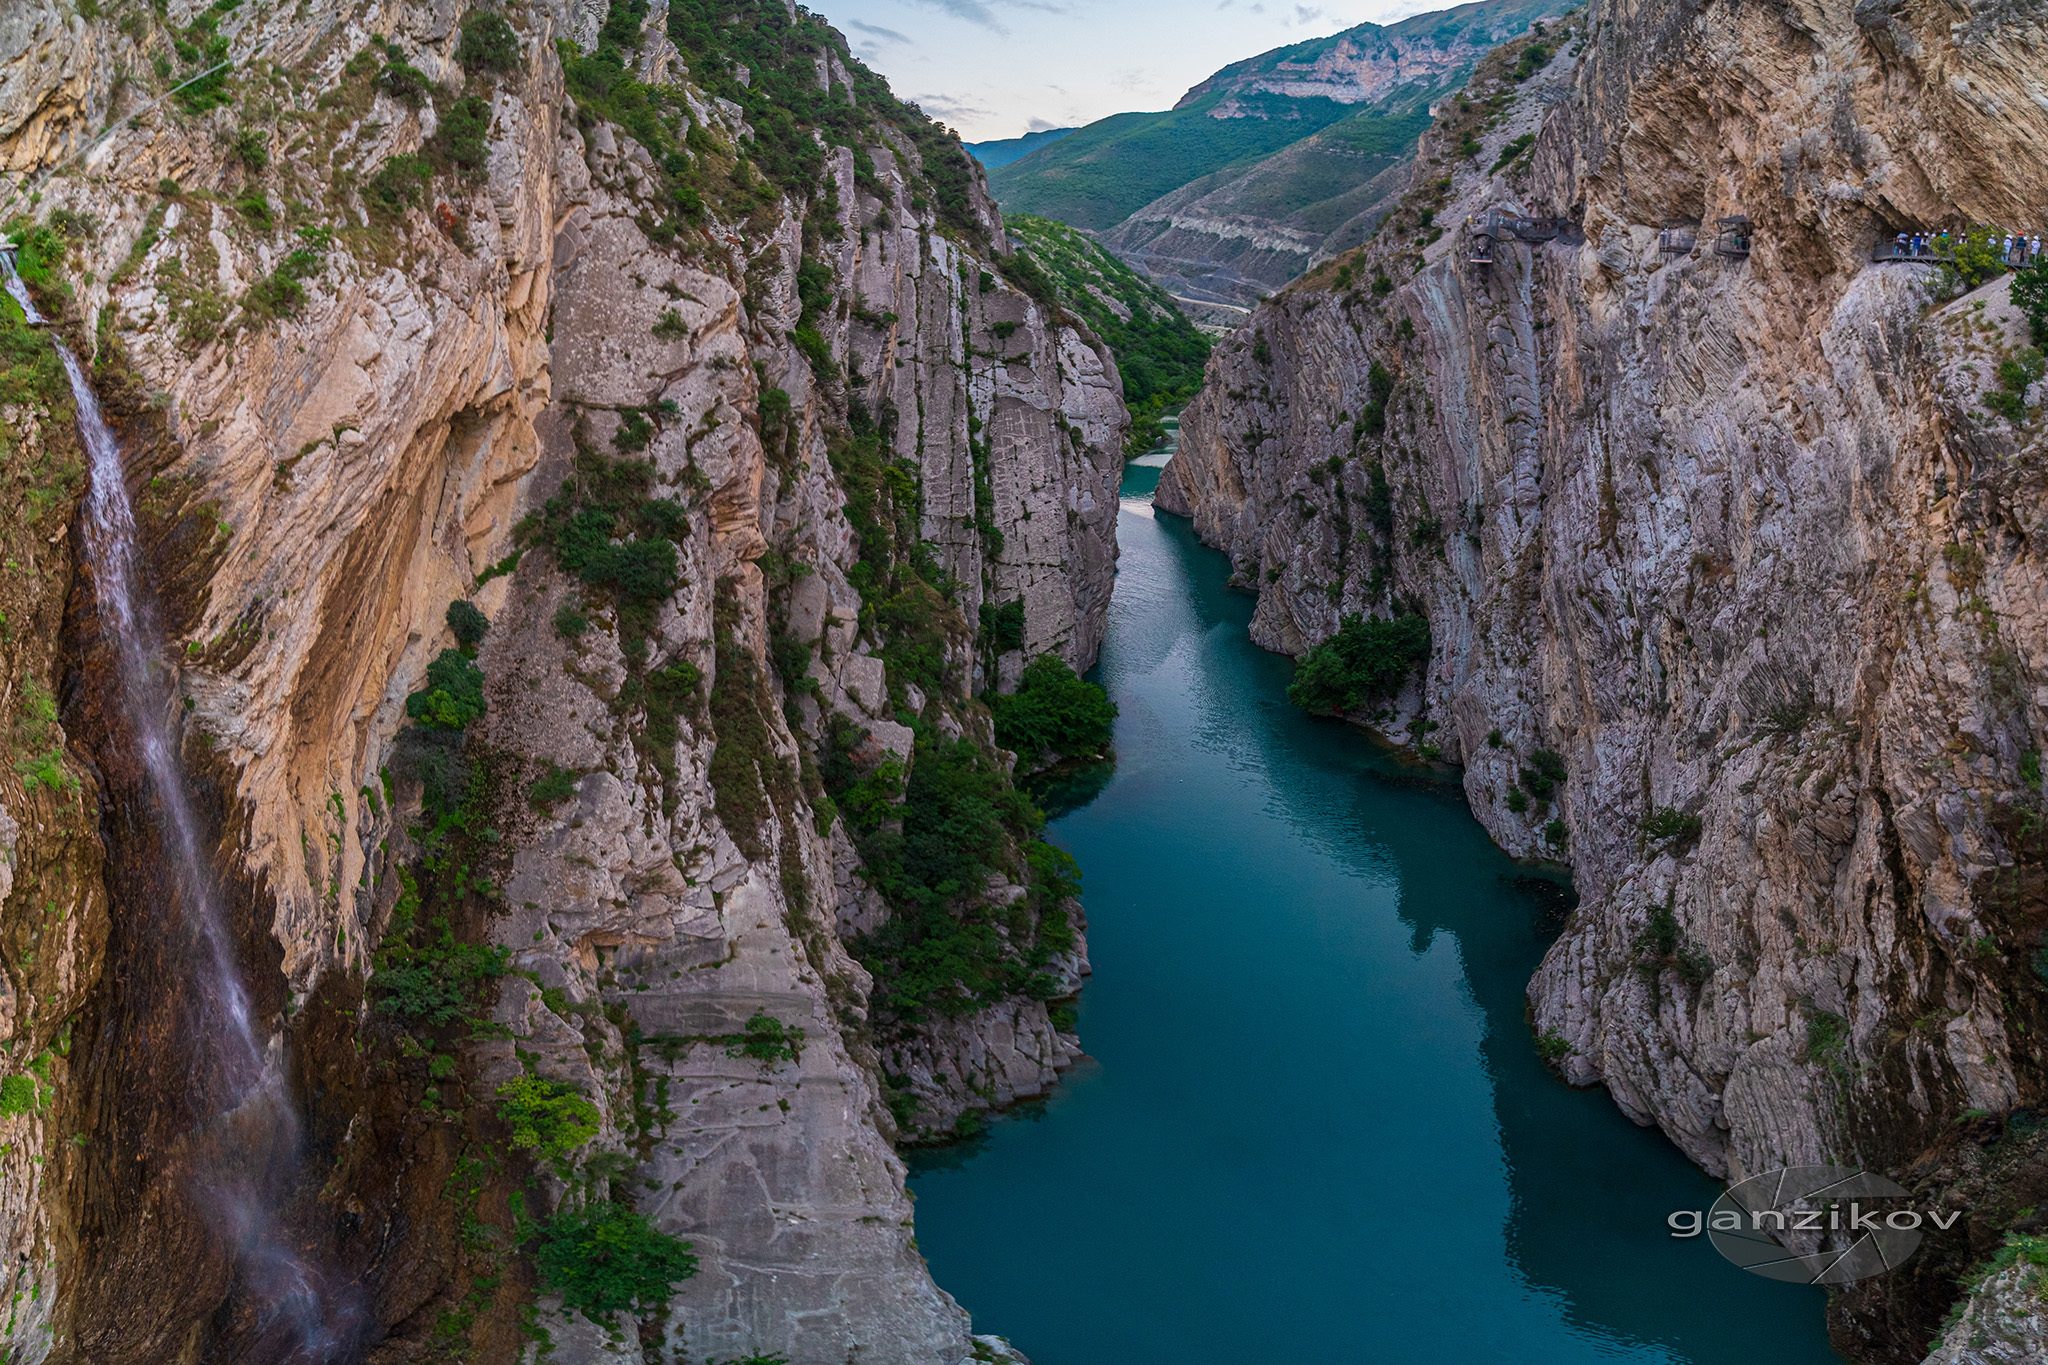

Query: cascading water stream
[2,257,352,1360]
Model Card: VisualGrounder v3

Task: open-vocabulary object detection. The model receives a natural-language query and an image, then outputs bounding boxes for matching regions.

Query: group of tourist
[1890,229,2043,264]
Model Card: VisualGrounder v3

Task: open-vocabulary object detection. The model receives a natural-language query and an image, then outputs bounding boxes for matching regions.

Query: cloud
[1025,116,1062,132]
[847,18,912,43]
[1110,66,1152,93]
[904,0,1007,33]
[1291,3,1322,22]
[913,92,996,122]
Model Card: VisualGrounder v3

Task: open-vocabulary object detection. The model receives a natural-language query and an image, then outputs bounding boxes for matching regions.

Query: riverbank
[906,460,1843,1363]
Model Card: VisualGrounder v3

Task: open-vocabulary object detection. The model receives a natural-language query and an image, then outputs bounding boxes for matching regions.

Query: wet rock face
[0,0,1116,1359]
[1163,0,2048,1349]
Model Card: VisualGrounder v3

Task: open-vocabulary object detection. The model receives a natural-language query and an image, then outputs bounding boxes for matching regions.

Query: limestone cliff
[1158,0,2048,1354]
[0,0,1122,1360]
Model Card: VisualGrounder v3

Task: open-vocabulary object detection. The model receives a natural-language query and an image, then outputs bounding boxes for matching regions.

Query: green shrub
[1641,806,1702,846]
[495,1075,600,1159]
[404,648,487,730]
[375,920,510,1026]
[432,96,494,180]
[727,1009,804,1064]
[534,1201,697,1321]
[990,654,1116,766]
[16,751,75,794]
[1518,748,1567,799]
[553,604,590,639]
[457,11,522,75]
[242,270,305,320]
[1505,785,1528,814]
[1543,818,1568,849]
[0,1074,36,1116]
[1944,227,2012,293]
[2013,257,2048,345]
[529,760,578,809]
[1534,1030,1571,1062]
[979,598,1026,655]
[375,59,433,108]
[365,153,433,213]
[1802,1004,1849,1066]
[842,735,1055,1023]
[234,191,273,231]
[230,126,269,171]
[1988,348,2044,424]
[1285,611,1429,715]
[1638,899,1712,989]
[446,598,489,649]
[1490,133,1535,173]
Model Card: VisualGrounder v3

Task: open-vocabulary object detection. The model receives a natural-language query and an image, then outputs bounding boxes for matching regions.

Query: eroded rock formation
[0,0,1122,1360]
[1158,0,2048,1354]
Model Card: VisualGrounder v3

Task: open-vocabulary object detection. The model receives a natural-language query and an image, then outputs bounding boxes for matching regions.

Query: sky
[814,0,1449,143]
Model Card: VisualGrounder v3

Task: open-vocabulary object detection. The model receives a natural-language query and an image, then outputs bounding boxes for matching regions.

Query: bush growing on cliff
[2013,258,2048,346]
[1519,749,1567,799]
[1640,806,1703,848]
[727,1010,804,1065]
[446,599,489,651]
[456,11,521,75]
[990,654,1116,768]
[406,649,488,730]
[0,1074,37,1117]
[375,897,512,1027]
[1286,611,1430,716]
[525,439,683,650]
[979,598,1026,655]
[1987,348,2044,424]
[375,59,432,108]
[495,1076,600,1160]
[533,1200,697,1321]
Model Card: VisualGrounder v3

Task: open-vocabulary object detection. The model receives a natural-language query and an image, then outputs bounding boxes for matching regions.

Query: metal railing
[1713,216,1751,259]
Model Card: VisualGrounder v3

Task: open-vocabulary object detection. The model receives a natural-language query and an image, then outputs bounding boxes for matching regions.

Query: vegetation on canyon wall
[1003,214,1210,453]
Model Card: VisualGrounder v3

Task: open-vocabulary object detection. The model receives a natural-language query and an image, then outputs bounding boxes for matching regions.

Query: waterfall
[2,258,355,1359]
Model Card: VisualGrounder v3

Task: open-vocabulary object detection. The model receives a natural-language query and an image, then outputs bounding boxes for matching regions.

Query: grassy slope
[988,0,1575,236]
[987,89,1364,230]
[1006,214,1210,454]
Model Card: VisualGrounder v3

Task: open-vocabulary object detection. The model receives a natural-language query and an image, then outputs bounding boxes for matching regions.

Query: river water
[906,435,1842,1363]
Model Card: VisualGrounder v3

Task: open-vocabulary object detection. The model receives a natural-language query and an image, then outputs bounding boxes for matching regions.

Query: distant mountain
[965,127,1077,169]
[988,0,1575,308]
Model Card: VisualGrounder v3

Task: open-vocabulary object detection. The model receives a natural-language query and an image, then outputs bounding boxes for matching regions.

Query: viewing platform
[1713,216,1751,259]
[1658,226,1698,255]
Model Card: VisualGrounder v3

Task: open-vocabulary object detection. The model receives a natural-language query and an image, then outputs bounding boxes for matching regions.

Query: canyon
[989,0,1574,315]
[0,0,2042,1357]
[1157,0,2048,1357]
[0,0,1118,1359]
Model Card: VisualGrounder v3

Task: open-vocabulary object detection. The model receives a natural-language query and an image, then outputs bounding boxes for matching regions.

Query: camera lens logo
[1671,1165,1955,1284]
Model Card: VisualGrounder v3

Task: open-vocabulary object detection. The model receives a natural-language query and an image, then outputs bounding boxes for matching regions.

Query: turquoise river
[905,447,1844,1363]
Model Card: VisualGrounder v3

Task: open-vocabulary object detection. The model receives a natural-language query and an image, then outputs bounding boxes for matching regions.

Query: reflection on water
[905,461,1842,1364]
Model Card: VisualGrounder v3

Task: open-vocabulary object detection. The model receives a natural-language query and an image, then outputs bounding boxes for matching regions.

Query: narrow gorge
[1,0,2044,1359]
[1159,0,2048,1357]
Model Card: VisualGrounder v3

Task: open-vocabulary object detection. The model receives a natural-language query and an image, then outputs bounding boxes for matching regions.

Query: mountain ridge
[989,0,1574,306]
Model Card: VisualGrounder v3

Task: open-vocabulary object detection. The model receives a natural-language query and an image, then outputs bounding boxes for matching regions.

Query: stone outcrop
[1159,0,2048,1354]
[0,0,1120,1360]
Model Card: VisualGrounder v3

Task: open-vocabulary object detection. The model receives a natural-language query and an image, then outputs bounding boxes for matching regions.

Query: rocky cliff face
[0,0,1122,1360]
[1159,0,2048,1354]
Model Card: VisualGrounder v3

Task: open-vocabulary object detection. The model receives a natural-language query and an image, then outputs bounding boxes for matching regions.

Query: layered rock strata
[1158,0,2048,1354]
[0,0,1122,1359]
